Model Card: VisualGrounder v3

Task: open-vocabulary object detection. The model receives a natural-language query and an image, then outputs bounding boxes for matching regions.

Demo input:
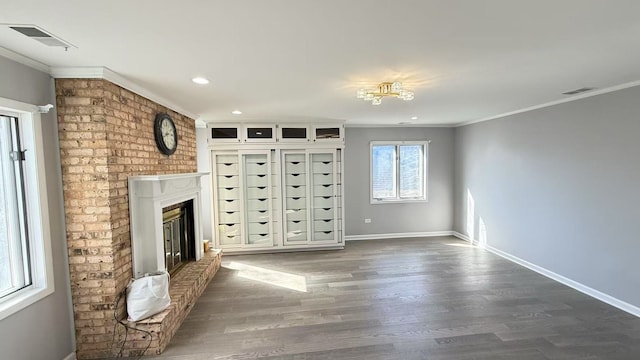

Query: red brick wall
[56,79,197,359]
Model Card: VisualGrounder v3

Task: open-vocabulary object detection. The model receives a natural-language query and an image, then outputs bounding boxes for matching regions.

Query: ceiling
[1,0,640,126]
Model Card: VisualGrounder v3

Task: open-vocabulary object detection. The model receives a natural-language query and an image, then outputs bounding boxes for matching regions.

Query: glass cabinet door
[242,152,273,246]
[309,151,338,242]
[281,151,309,245]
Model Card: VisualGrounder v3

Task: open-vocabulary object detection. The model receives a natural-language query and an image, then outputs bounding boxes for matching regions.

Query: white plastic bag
[126,271,171,321]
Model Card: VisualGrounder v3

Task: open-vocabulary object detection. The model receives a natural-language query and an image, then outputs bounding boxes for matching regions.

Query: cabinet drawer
[217,186,239,199]
[248,233,271,244]
[246,186,269,199]
[286,230,307,242]
[220,234,241,245]
[313,231,334,241]
[285,196,306,209]
[216,155,238,164]
[311,153,333,162]
[284,161,306,174]
[218,223,240,237]
[313,219,334,232]
[313,196,333,208]
[312,184,333,196]
[245,174,269,187]
[248,222,270,234]
[218,211,240,223]
[246,198,270,211]
[217,175,239,187]
[286,220,307,232]
[286,209,307,221]
[218,199,240,211]
[285,173,306,186]
[284,185,306,198]
[312,161,333,173]
[284,154,305,162]
[312,173,333,185]
[216,162,238,175]
[313,208,334,220]
[245,161,269,175]
[247,210,269,222]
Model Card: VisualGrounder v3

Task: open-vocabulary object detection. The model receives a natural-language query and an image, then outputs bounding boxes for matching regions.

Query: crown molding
[0,46,50,73]
[345,123,453,128]
[50,66,200,120]
[456,80,640,127]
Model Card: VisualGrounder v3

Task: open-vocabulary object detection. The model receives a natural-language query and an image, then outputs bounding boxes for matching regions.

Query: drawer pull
[292,197,301,200]
[257,186,266,190]
[292,220,301,224]
[323,220,331,223]
[256,162,265,165]
[292,161,300,165]
[322,196,331,199]
[291,173,300,177]
[225,211,234,214]
[258,198,267,202]
[224,163,233,166]
[323,208,331,211]
[323,184,330,188]
[259,233,268,237]
[322,173,330,176]
[225,187,233,190]
[292,185,301,189]
[259,210,267,213]
[224,175,233,178]
[323,231,332,234]
[226,235,235,238]
[257,174,266,178]
[225,199,234,203]
[259,222,267,225]
[322,161,331,165]
[226,223,235,227]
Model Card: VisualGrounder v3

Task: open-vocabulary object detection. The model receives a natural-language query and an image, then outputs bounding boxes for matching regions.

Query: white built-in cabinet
[209,123,344,253]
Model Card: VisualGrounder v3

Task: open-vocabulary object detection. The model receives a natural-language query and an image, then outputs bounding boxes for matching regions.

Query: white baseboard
[62,352,76,360]
[452,232,640,318]
[345,231,453,241]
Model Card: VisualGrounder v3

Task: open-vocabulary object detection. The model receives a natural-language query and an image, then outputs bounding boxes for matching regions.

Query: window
[370,141,428,203]
[0,98,54,320]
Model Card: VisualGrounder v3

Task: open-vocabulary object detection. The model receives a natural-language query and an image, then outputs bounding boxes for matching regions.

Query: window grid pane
[371,145,396,199]
[399,145,423,198]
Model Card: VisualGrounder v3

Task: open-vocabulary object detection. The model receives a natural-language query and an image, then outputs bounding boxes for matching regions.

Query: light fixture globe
[356,81,415,105]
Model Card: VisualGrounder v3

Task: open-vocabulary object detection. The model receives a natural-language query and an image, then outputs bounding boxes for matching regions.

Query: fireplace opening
[162,200,196,275]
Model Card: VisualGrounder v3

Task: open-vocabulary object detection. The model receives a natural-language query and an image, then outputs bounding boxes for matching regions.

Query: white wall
[196,127,213,243]
[344,127,454,236]
[454,85,640,310]
[0,56,75,359]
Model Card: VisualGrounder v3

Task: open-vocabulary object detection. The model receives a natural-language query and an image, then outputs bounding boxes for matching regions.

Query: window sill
[0,280,54,321]
[370,199,429,205]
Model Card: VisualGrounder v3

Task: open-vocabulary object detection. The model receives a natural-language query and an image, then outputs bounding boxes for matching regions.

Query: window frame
[0,97,55,321]
[370,140,429,204]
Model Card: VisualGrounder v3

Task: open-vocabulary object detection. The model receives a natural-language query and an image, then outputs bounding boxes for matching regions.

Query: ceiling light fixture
[411,116,418,120]
[191,77,209,85]
[356,82,414,105]
[231,110,242,115]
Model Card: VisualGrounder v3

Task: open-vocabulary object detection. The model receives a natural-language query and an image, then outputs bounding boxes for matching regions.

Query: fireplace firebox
[162,200,195,274]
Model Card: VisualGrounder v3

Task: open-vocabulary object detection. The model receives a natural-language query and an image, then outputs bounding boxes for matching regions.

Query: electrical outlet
[364,218,372,224]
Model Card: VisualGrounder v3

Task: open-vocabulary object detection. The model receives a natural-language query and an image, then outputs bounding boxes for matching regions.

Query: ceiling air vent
[9,25,74,49]
[562,87,596,95]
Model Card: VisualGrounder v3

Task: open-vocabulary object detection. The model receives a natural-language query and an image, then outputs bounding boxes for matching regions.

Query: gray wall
[454,86,640,308]
[344,127,454,236]
[0,55,75,359]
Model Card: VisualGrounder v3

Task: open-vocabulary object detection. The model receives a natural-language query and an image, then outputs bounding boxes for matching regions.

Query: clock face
[154,113,178,155]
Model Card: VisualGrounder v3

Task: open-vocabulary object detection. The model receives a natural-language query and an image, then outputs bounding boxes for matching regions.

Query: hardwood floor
[150,237,640,359]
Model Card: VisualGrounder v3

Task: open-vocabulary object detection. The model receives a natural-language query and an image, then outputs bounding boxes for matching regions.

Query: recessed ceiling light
[231,110,242,115]
[410,116,418,120]
[191,77,209,85]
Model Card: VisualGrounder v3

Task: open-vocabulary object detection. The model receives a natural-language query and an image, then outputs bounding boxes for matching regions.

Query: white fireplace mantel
[128,172,209,278]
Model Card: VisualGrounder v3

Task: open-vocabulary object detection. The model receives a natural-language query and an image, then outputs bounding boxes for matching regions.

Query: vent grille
[8,25,74,48]
[562,87,596,95]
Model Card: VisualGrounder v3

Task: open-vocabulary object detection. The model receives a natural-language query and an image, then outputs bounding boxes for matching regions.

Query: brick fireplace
[56,78,216,359]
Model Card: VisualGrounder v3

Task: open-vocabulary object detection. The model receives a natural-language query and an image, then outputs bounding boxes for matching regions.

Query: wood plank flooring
[149,237,640,359]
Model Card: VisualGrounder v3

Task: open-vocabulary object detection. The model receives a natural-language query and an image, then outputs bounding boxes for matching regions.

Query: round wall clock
[154,113,178,155]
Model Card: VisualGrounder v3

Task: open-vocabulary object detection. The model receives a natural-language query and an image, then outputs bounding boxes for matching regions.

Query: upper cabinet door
[278,125,310,143]
[209,124,242,143]
[244,124,276,143]
[312,124,344,143]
